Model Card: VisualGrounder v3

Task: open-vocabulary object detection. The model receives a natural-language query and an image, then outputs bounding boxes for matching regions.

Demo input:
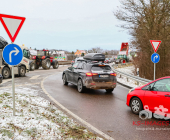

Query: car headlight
[129,88,135,93]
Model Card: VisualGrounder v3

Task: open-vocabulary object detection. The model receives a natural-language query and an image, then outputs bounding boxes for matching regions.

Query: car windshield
[91,65,111,71]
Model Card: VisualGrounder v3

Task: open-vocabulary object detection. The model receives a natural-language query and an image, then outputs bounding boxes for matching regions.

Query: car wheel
[77,79,85,93]
[105,88,114,93]
[63,74,68,85]
[130,97,143,115]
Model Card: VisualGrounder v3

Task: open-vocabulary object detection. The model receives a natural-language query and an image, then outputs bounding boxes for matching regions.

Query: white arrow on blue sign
[3,44,23,66]
[151,53,160,63]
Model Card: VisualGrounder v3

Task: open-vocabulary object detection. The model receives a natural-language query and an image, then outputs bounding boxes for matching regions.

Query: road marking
[30,65,70,73]
[30,75,40,79]
[2,79,12,84]
[41,75,114,140]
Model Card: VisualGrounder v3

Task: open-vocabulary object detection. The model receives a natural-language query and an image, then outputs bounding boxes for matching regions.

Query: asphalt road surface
[1,66,170,140]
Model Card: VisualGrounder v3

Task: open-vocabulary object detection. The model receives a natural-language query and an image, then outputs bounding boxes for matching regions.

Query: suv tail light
[110,73,116,76]
[86,73,98,76]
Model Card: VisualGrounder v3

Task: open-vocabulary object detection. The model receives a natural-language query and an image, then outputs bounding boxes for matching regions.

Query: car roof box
[0,37,8,49]
[83,53,105,61]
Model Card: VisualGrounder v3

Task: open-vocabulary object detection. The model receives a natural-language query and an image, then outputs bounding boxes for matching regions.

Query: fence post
[137,81,139,85]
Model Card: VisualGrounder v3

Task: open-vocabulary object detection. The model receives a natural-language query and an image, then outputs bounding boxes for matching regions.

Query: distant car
[71,59,75,65]
[104,58,110,63]
[127,76,170,115]
[75,57,85,63]
[71,57,85,65]
[109,58,115,63]
[113,58,116,62]
[109,58,114,63]
[115,59,121,64]
[62,53,117,93]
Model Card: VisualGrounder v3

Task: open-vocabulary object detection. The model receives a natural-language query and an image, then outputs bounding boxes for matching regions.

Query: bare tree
[115,0,170,79]
[88,47,103,53]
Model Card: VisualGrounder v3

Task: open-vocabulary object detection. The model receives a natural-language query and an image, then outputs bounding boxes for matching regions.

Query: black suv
[62,53,117,93]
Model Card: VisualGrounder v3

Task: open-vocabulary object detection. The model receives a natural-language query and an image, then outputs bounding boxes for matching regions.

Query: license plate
[99,75,109,78]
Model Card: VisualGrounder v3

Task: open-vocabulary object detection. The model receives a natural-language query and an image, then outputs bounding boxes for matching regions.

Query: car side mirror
[68,67,72,70]
[147,86,152,91]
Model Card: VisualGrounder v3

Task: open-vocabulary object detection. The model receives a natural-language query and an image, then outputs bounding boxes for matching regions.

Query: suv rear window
[91,65,111,71]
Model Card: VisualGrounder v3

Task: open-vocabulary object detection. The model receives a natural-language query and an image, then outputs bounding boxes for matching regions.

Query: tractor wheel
[30,61,35,71]
[123,60,126,63]
[2,67,10,79]
[42,58,51,70]
[35,63,39,69]
[53,61,59,69]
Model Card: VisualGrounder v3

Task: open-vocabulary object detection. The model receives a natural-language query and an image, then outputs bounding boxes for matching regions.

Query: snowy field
[113,65,144,88]
[116,65,135,75]
[0,86,103,140]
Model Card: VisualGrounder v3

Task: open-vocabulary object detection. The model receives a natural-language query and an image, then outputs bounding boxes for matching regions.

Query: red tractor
[115,42,129,64]
[32,49,59,70]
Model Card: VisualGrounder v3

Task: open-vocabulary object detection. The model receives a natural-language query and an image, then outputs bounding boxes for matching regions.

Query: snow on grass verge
[116,65,135,75]
[113,65,144,88]
[0,87,103,140]
[117,76,143,88]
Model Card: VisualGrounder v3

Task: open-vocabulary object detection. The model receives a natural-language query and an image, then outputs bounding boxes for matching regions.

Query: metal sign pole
[12,66,15,116]
[154,63,155,80]
[11,42,15,116]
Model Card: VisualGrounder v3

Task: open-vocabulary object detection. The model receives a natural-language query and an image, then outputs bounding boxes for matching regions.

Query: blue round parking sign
[3,44,23,66]
[151,53,160,63]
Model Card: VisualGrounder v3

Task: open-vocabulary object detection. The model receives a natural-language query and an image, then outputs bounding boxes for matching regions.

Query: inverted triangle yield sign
[0,14,26,42]
[150,40,161,53]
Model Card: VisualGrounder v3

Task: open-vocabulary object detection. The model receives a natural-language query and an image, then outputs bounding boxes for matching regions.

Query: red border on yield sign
[0,14,26,42]
[150,40,161,53]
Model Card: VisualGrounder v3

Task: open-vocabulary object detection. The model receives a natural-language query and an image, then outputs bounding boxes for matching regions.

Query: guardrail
[58,61,71,65]
[112,63,151,86]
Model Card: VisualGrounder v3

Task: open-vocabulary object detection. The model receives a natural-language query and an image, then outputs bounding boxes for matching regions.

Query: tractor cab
[22,47,30,59]
[37,49,50,58]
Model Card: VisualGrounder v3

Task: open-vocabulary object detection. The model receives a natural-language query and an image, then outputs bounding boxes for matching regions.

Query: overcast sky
[0,0,130,52]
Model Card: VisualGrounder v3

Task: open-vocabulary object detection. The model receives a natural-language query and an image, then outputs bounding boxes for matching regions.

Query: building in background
[74,50,86,57]
[50,50,67,61]
[29,48,37,57]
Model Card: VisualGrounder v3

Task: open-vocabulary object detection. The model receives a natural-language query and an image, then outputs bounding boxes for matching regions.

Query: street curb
[117,81,133,89]
[41,75,114,140]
